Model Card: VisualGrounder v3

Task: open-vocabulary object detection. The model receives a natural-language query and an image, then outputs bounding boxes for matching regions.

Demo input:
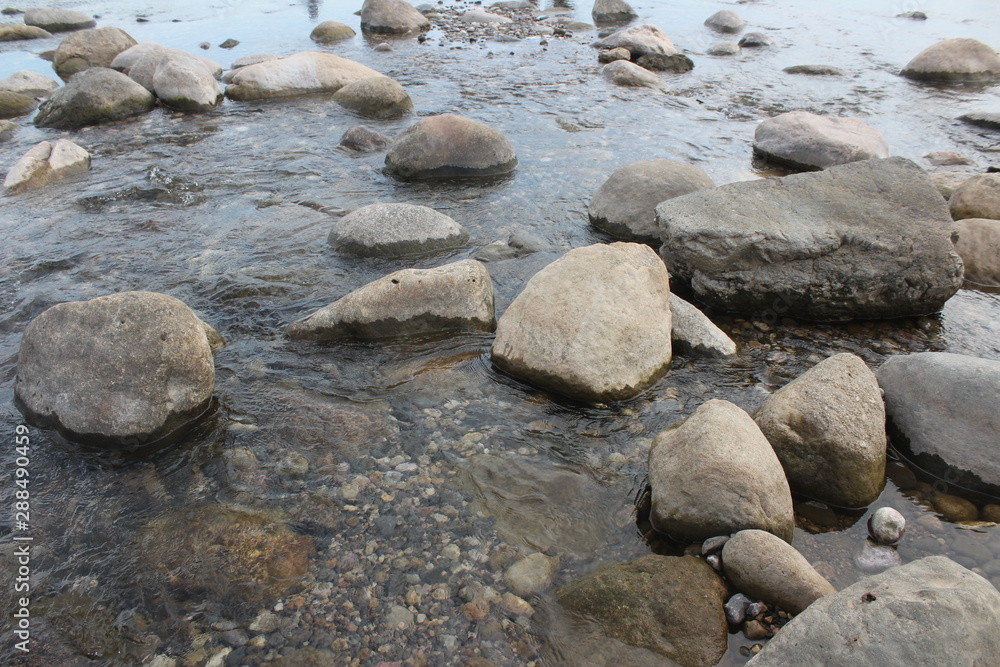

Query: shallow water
[1,0,999,665]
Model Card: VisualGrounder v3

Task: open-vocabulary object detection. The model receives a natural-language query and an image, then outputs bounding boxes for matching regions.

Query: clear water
[1,0,999,665]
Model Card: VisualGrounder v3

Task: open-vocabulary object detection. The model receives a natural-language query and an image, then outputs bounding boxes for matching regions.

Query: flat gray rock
[782,64,847,76]
[225,52,383,101]
[669,294,736,358]
[328,202,468,257]
[34,67,155,129]
[901,38,1000,83]
[23,7,95,32]
[753,110,889,170]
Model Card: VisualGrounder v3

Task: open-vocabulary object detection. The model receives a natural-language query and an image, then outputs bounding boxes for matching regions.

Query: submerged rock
[601,60,661,87]
[0,69,60,97]
[34,67,155,129]
[310,20,356,43]
[950,173,1000,220]
[591,24,677,59]
[959,110,1000,130]
[0,24,52,41]
[853,538,903,574]
[332,75,413,118]
[955,218,1000,285]
[739,32,772,47]
[225,52,383,101]
[900,38,1000,83]
[52,26,137,80]
[669,294,737,358]
[753,110,889,170]
[360,0,430,35]
[704,10,744,34]
[23,7,95,32]
[505,552,559,597]
[328,202,467,257]
[4,138,90,193]
[339,124,390,152]
[384,114,517,178]
[592,0,637,24]
[782,64,847,76]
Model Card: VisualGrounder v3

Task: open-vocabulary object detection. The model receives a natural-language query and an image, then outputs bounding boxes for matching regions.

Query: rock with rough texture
[704,10,744,34]
[332,76,412,118]
[310,21,356,43]
[648,399,794,543]
[589,159,714,242]
[360,0,430,35]
[754,110,889,170]
[504,553,558,597]
[753,353,886,508]
[0,69,59,97]
[339,125,390,152]
[877,352,1000,496]
[23,7,95,32]
[14,292,215,446]
[636,53,694,73]
[287,259,495,340]
[34,67,154,129]
[950,173,1000,220]
[722,530,836,614]
[783,64,847,76]
[901,38,1000,83]
[491,243,672,403]
[592,24,677,59]
[225,52,383,101]
[747,556,1000,666]
[53,26,137,80]
[601,60,660,87]
[0,24,51,41]
[592,0,637,24]
[955,218,1000,285]
[153,55,224,111]
[0,90,36,118]
[384,114,517,178]
[655,157,964,321]
[328,203,468,257]
[4,138,90,193]
[556,555,728,667]
[669,294,736,358]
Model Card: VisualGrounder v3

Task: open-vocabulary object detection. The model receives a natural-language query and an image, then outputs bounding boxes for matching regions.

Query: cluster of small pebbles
[417,1,589,45]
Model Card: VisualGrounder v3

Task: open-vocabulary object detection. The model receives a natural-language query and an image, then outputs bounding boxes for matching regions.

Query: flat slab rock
[753,110,889,170]
[328,202,468,257]
[225,52,384,101]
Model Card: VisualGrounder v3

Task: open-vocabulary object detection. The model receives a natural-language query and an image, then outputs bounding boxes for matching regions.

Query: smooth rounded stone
[53,26,137,81]
[649,400,794,543]
[23,7,95,32]
[328,202,468,257]
[722,529,836,614]
[725,593,752,628]
[592,0,636,24]
[932,493,979,522]
[853,539,901,574]
[0,119,15,141]
[782,64,847,76]
[598,47,630,63]
[960,111,1000,130]
[372,42,393,52]
[128,48,214,93]
[0,24,51,40]
[332,75,412,119]
[901,38,1000,83]
[385,605,415,629]
[955,218,1000,285]
[656,157,964,321]
[601,60,661,88]
[636,53,694,73]
[704,10,744,34]
[592,24,678,59]
[930,170,973,199]
[555,555,729,667]
[589,159,715,242]
[339,124,390,152]
[669,294,737,358]
[310,21,356,43]
[109,41,166,73]
[983,505,1000,523]
[491,243,672,403]
[34,67,154,129]
[739,31,772,47]
[153,57,224,111]
[3,138,90,193]
[0,90,36,118]
[950,173,1000,220]
[360,0,430,35]
[753,353,886,508]
[878,352,1000,496]
[924,151,977,167]
[287,259,495,341]
[460,8,512,24]
[706,42,740,56]
[14,292,215,446]
[504,552,559,597]
[0,70,59,97]
[868,507,906,545]
[748,556,1000,666]
[384,114,517,178]
[225,52,383,101]
[753,110,889,171]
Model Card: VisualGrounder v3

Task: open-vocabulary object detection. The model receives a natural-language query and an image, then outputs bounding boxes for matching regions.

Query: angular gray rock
[591,24,678,59]
[286,259,495,340]
[384,114,517,178]
[310,21,356,43]
[328,203,468,257]
[53,26,137,80]
[648,399,794,543]
[601,60,661,88]
[0,24,52,41]
[722,529,836,615]
[34,67,155,129]
[23,7,96,32]
[753,353,886,508]
[592,0,637,24]
[704,10,744,34]
[225,52,383,101]
[14,292,216,446]
[490,243,672,403]
[753,110,889,170]
[0,70,60,97]
[332,76,412,119]
[877,352,1000,496]
[588,159,715,242]
[747,557,1000,666]
[655,157,964,321]
[4,138,90,193]
[669,294,736,358]
[955,218,1000,286]
[360,0,430,35]
[950,173,1000,220]
[900,38,1000,83]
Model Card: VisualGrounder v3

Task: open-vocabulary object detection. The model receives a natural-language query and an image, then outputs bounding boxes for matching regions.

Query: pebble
[744,619,769,639]
[385,605,416,630]
[868,507,906,545]
[249,611,281,634]
[501,592,534,617]
[724,593,751,627]
[933,493,979,522]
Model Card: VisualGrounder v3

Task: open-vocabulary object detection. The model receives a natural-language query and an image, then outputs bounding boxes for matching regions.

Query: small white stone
[868,507,906,545]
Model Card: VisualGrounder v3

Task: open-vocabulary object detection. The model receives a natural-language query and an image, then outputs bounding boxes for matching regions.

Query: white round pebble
[868,506,906,545]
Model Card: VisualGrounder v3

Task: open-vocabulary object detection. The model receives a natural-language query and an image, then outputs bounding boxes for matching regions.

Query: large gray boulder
[34,67,155,129]
[722,530,836,615]
[4,139,90,194]
[589,159,715,243]
[555,555,729,667]
[592,0,637,24]
[655,157,964,321]
[900,38,1000,83]
[648,399,794,543]
[384,114,517,178]
[23,7,96,32]
[53,26,137,81]
[490,243,672,403]
[950,173,1000,221]
[14,292,216,446]
[328,202,468,257]
[286,259,495,340]
[955,218,1000,286]
[127,48,218,93]
[151,53,224,111]
[360,0,430,35]
[669,294,736,358]
[225,52,383,101]
[601,60,661,88]
[591,24,678,59]
[0,70,60,97]
[332,76,412,119]
[753,110,889,170]
[753,353,886,508]
[747,556,1000,666]
[877,352,1000,496]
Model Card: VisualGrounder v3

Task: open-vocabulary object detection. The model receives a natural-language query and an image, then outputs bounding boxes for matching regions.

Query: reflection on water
[1,0,999,664]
